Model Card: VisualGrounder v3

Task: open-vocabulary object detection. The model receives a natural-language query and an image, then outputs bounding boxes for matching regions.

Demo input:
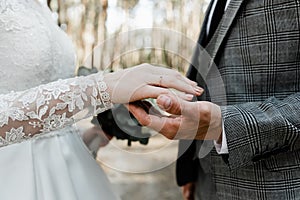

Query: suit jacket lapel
[205,0,244,72]
[187,0,215,81]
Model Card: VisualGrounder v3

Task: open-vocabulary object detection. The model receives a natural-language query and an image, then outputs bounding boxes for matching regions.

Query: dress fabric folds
[0,127,118,200]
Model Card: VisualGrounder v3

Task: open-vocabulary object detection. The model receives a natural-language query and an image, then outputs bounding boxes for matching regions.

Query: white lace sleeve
[0,73,112,147]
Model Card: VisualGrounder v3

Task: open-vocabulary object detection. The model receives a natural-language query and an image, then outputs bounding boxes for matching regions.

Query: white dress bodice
[0,0,75,94]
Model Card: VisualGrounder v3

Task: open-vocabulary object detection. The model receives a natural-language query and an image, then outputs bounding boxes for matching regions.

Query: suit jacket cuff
[220,94,298,170]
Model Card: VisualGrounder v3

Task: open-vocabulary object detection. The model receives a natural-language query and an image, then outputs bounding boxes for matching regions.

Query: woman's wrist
[103,72,116,104]
[92,72,113,110]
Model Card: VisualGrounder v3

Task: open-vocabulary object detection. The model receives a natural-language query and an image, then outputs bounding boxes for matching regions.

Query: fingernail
[195,87,203,94]
[195,86,203,91]
[185,94,194,100]
[191,81,198,86]
[158,95,171,109]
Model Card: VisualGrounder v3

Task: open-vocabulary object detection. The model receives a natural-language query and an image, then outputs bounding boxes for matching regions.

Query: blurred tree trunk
[98,0,107,43]
[52,0,208,72]
[97,0,108,70]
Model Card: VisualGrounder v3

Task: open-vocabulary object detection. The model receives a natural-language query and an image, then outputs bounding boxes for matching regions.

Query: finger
[127,103,152,126]
[127,103,169,134]
[140,87,195,104]
[168,75,203,96]
[149,115,181,139]
[137,64,202,95]
[183,189,194,200]
[160,69,198,87]
[156,94,199,117]
[133,85,171,100]
[131,100,165,117]
[182,183,196,200]
[153,74,204,96]
[149,69,203,96]
[156,94,184,115]
[128,103,181,139]
[128,101,176,118]
[151,66,197,86]
[182,76,198,87]
[142,87,194,101]
[171,91,194,101]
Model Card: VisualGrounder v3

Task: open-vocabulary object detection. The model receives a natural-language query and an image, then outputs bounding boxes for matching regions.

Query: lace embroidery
[0,0,29,31]
[0,73,112,147]
[0,127,26,147]
[0,0,76,96]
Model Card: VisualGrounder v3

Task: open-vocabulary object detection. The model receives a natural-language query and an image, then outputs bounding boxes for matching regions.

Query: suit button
[252,154,261,162]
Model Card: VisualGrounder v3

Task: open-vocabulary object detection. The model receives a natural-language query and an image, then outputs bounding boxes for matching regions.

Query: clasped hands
[129,93,223,142]
[104,64,223,142]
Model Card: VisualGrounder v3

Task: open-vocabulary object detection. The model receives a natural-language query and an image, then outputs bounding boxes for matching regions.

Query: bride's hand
[103,64,203,103]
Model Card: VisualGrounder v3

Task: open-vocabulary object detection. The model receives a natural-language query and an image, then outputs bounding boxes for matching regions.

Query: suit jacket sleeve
[222,92,300,170]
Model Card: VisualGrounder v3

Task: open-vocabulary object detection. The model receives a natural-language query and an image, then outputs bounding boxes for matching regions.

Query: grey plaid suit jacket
[178,0,300,199]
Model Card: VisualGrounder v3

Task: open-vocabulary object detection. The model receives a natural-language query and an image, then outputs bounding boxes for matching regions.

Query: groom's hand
[128,94,223,141]
[182,182,196,200]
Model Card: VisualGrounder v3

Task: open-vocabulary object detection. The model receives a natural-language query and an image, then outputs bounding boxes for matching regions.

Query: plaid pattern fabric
[184,0,300,199]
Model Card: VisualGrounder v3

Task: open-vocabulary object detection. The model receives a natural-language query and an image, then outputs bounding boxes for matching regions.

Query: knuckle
[173,105,182,115]
[199,103,211,120]
[161,124,177,140]
[166,124,179,140]
[165,133,175,140]
[167,99,181,114]
[138,116,150,126]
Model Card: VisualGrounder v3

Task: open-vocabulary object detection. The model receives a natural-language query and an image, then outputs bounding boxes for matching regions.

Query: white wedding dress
[0,0,119,199]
